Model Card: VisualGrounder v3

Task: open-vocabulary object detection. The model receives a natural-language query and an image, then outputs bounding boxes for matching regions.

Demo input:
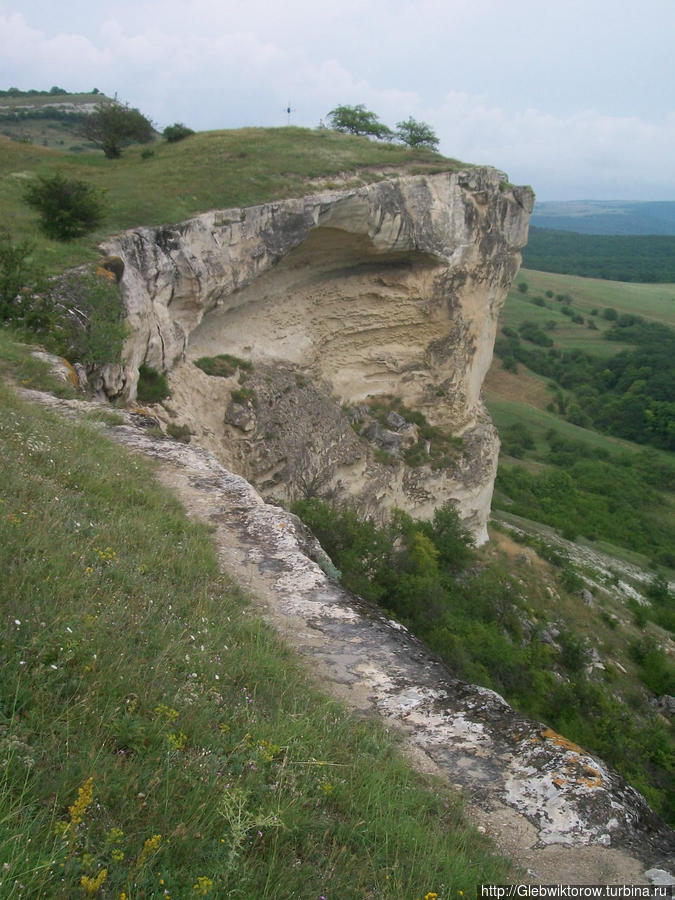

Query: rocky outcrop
[100,168,533,540]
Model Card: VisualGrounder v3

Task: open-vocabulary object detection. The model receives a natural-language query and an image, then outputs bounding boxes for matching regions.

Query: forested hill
[522,228,675,282]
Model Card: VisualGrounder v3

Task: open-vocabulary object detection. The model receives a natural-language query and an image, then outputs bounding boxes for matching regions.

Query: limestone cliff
[100,168,533,541]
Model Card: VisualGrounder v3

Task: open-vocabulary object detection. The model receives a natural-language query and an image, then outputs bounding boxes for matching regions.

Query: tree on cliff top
[326,104,393,140]
[79,101,155,159]
[395,117,439,151]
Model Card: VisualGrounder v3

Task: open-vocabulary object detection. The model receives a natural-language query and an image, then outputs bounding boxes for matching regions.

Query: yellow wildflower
[81,868,107,895]
[193,875,213,895]
[167,731,187,750]
[137,833,162,866]
[69,776,93,825]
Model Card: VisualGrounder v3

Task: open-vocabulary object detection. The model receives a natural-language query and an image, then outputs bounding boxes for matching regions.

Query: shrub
[518,321,553,347]
[47,269,127,367]
[231,387,257,406]
[137,364,169,403]
[517,281,528,294]
[602,307,618,321]
[23,172,105,240]
[0,230,42,322]
[166,422,192,442]
[163,123,195,142]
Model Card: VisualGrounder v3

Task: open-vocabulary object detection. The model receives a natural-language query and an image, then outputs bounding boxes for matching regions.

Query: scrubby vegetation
[194,354,253,378]
[365,396,463,469]
[0,239,125,370]
[291,498,674,822]
[494,430,675,563]
[0,338,512,898]
[495,305,675,450]
[136,364,170,404]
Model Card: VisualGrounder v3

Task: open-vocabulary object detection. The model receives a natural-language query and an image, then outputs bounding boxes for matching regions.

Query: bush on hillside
[163,122,195,142]
[0,230,43,322]
[47,269,127,367]
[137,364,169,403]
[23,172,104,240]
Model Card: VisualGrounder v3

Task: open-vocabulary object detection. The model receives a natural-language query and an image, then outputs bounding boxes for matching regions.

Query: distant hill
[0,88,110,151]
[531,200,675,235]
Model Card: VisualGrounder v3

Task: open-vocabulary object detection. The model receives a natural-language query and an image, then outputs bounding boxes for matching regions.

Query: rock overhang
[99,167,534,541]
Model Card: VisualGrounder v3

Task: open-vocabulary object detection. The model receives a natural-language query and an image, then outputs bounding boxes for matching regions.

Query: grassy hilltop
[1,125,457,271]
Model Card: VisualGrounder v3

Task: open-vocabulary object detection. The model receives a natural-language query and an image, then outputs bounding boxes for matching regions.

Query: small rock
[540,625,560,645]
[385,410,407,431]
[363,422,402,452]
[652,695,675,716]
[644,869,675,886]
[30,350,79,388]
[225,401,256,432]
[582,588,594,606]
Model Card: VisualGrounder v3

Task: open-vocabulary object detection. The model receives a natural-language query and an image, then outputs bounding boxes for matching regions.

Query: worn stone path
[30,392,675,885]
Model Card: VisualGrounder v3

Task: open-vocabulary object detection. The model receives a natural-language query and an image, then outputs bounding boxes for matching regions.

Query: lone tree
[326,104,392,140]
[23,172,104,240]
[80,101,155,159]
[395,117,439,150]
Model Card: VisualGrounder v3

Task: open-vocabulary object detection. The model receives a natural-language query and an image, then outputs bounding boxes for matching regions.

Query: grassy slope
[0,127,460,272]
[0,336,511,898]
[514,268,675,326]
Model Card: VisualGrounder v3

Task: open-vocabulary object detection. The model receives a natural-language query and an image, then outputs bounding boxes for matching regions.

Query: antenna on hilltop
[285,102,295,125]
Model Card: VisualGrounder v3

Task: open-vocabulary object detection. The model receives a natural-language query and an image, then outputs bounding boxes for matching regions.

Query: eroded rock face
[101,168,533,540]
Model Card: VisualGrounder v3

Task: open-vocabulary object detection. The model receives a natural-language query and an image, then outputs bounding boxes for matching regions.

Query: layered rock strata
[101,169,533,540]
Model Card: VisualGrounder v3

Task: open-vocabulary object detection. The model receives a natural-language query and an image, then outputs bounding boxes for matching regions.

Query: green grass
[0,335,510,898]
[487,398,641,456]
[1,127,460,273]
[194,354,253,378]
[515,269,675,327]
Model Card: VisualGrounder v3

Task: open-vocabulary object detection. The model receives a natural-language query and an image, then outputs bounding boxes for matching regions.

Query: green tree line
[522,228,675,282]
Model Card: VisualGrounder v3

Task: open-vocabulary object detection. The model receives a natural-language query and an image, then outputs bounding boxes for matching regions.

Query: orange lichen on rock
[60,357,80,387]
[540,727,585,754]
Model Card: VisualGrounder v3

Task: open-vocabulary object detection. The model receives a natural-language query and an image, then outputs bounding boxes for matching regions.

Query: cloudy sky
[2,0,673,201]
